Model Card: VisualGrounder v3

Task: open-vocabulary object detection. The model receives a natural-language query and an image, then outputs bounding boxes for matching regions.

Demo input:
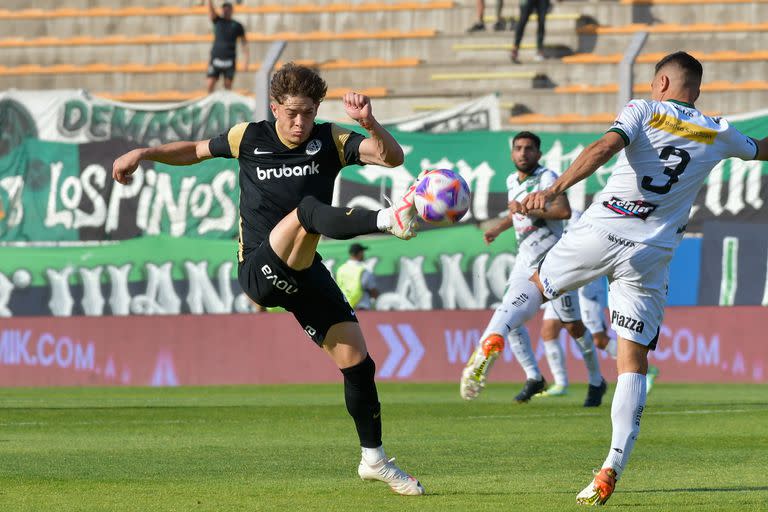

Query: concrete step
[324,86,766,121]
[545,59,768,86]
[0,30,579,67]
[580,28,768,55]
[0,61,548,92]
[3,6,457,38]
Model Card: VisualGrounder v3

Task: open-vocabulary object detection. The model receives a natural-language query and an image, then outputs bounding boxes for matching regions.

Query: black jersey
[209,121,365,261]
[210,17,245,60]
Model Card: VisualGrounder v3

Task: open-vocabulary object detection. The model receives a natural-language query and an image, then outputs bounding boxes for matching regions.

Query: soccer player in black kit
[113,64,425,495]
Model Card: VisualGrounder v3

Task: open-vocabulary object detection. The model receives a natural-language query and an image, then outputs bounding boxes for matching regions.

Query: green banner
[0,225,518,316]
[1,116,766,242]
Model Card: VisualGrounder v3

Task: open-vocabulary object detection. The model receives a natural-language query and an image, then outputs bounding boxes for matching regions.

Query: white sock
[481,277,544,340]
[508,327,541,381]
[575,330,603,387]
[362,445,386,465]
[605,337,618,359]
[376,208,392,231]
[603,373,646,479]
[543,338,568,387]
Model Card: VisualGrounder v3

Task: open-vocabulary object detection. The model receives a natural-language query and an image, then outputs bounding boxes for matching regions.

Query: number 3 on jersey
[641,145,691,195]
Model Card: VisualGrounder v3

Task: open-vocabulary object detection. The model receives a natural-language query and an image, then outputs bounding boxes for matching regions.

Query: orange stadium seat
[555,81,768,94]
[578,22,768,35]
[0,30,435,48]
[0,58,422,76]
[0,1,453,19]
[97,87,389,103]
[562,51,768,64]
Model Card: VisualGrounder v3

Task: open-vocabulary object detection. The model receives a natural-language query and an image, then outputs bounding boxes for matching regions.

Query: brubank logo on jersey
[255,161,320,181]
[602,197,657,220]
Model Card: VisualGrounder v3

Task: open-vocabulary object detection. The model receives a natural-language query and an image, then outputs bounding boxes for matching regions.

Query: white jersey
[582,99,758,248]
[507,166,566,269]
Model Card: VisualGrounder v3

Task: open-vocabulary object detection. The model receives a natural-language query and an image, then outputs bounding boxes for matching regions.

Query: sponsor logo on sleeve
[602,197,657,220]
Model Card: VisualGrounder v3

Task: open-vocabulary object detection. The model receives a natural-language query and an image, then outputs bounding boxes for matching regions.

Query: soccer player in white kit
[460,131,606,406]
[476,52,766,505]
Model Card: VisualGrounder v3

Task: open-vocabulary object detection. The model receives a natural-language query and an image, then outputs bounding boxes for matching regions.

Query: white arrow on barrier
[376,323,425,379]
[395,324,424,378]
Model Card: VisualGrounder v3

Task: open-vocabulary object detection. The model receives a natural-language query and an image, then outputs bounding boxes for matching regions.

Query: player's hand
[521,188,555,213]
[483,229,499,245]
[113,149,142,185]
[343,92,373,127]
[508,200,526,215]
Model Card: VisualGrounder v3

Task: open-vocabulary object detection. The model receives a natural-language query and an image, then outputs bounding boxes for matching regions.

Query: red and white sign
[0,307,764,387]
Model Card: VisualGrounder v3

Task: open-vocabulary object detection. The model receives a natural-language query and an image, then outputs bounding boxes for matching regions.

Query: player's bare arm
[206,0,218,20]
[483,215,514,245]
[522,131,624,213]
[112,140,212,185]
[511,192,571,220]
[344,92,404,167]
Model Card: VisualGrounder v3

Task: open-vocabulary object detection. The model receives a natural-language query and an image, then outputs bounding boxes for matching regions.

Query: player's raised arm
[343,92,404,167]
[206,0,219,21]
[112,140,212,185]
[522,131,625,213]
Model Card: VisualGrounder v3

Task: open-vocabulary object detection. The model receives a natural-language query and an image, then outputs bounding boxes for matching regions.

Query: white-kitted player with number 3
[468,52,766,505]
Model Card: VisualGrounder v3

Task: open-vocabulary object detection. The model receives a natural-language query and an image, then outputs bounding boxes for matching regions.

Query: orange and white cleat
[459,334,505,401]
[576,467,617,506]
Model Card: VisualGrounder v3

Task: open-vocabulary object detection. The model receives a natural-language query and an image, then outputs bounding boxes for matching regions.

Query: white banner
[385,94,501,133]
[0,89,255,148]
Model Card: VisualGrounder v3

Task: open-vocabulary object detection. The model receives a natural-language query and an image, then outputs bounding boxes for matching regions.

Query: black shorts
[207,57,236,80]
[238,241,357,346]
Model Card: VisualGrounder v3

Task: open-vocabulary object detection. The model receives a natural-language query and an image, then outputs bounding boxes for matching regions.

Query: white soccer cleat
[460,334,505,401]
[385,172,427,240]
[358,456,425,496]
[538,384,569,397]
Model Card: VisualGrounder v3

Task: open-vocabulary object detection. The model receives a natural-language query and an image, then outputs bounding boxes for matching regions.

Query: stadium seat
[0,1,453,20]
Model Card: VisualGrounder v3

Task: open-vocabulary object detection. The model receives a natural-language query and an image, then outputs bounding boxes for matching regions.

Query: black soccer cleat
[584,378,608,407]
[514,377,547,403]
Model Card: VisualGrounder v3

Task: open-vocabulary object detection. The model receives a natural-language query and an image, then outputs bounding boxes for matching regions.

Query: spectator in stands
[336,243,380,311]
[467,0,507,32]
[510,0,553,63]
[206,0,250,93]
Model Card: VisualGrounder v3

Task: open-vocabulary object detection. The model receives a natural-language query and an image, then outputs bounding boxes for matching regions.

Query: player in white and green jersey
[476,52,766,505]
[460,132,605,406]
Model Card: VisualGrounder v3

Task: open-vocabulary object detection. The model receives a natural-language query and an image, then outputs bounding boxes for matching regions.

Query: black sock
[340,354,382,448]
[297,196,380,240]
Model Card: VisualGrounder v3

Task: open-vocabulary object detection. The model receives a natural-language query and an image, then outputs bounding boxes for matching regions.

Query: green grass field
[1,383,766,511]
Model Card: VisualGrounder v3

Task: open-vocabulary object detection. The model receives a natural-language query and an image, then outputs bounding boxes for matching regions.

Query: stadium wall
[0,307,764,387]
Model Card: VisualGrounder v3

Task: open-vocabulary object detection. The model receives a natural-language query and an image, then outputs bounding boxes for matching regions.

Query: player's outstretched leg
[295,173,425,241]
[460,272,545,400]
[460,333,505,400]
[326,323,425,496]
[577,338,648,506]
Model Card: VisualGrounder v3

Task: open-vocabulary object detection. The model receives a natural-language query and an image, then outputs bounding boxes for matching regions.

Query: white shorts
[578,277,608,334]
[542,290,581,323]
[539,221,672,347]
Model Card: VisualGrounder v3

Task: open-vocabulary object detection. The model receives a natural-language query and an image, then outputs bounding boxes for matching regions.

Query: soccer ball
[413,169,471,226]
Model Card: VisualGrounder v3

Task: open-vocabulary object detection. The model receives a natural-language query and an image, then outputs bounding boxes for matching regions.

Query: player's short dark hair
[655,51,703,88]
[512,131,541,150]
[270,63,328,105]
